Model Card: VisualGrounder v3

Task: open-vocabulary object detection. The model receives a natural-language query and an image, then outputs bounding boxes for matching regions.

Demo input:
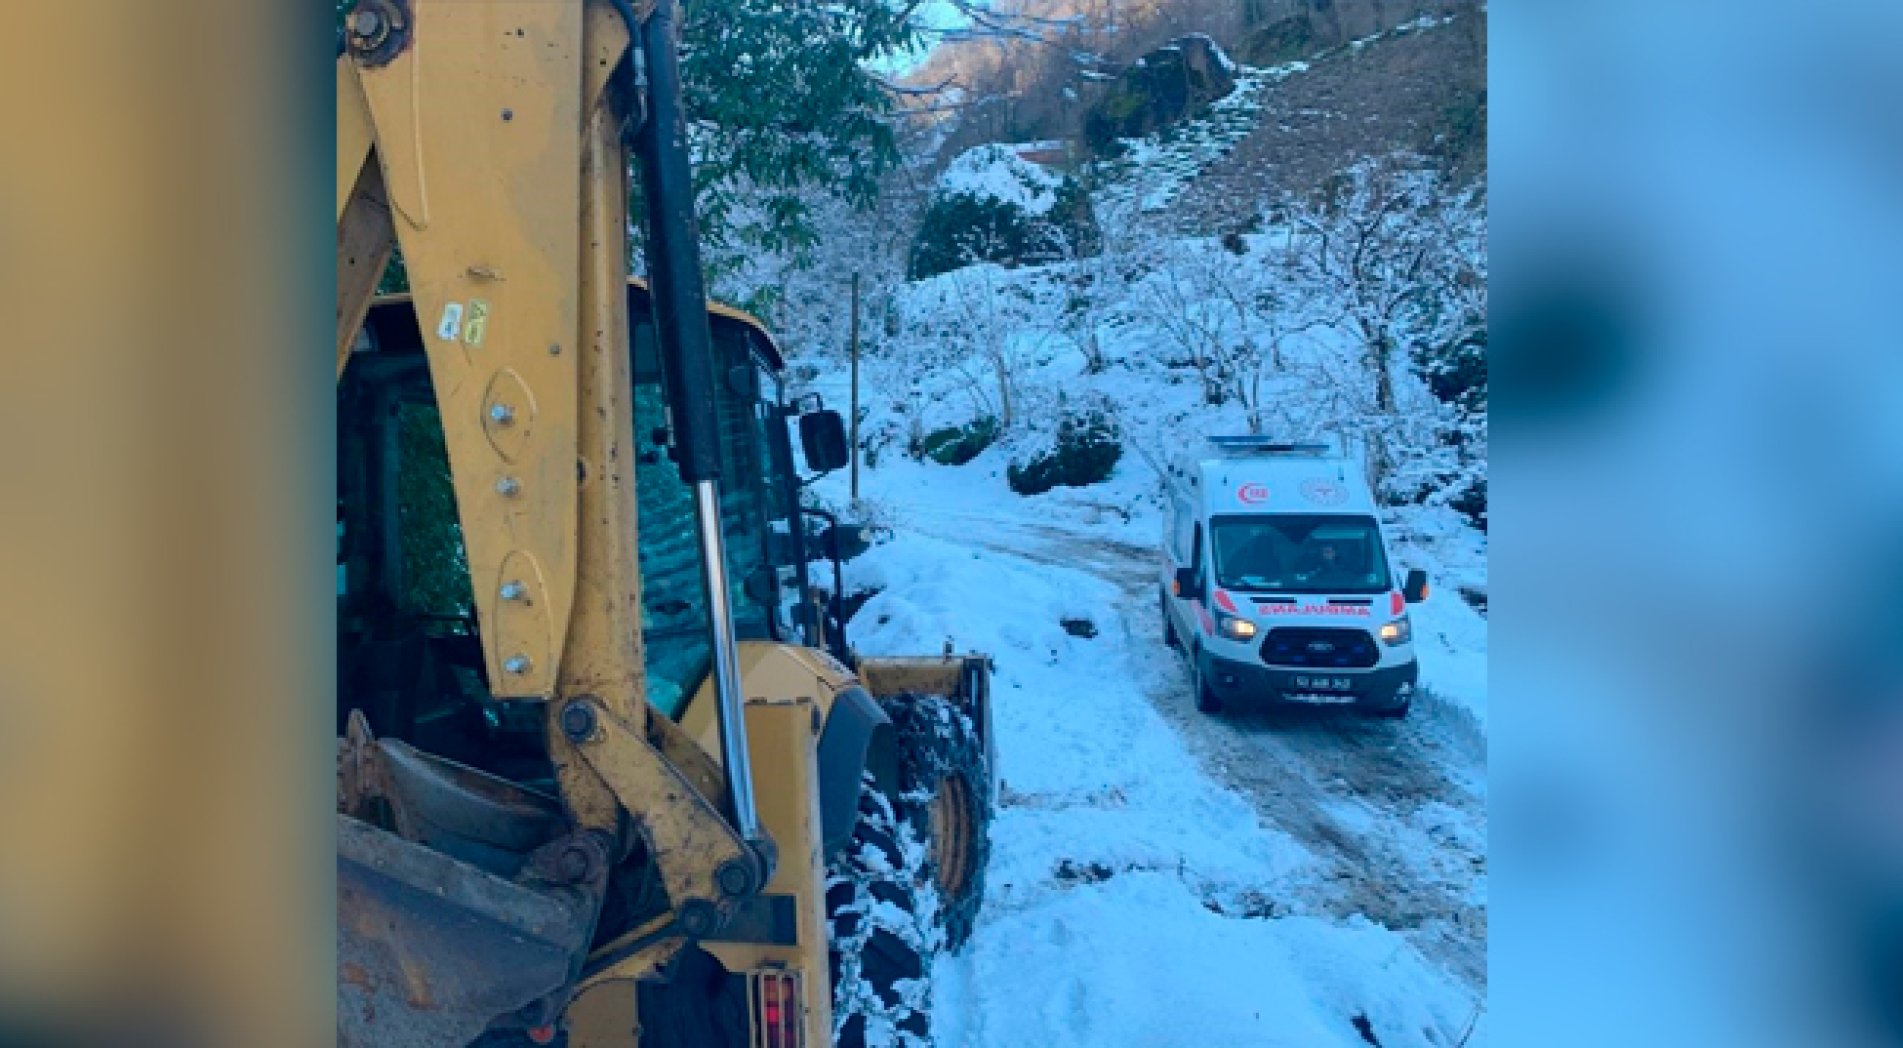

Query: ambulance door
[1165,500,1205,643]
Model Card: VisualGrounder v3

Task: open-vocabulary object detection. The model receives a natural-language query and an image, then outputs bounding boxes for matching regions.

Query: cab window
[1209,513,1392,594]
[629,307,783,717]
[1169,500,1195,563]
[630,323,709,717]
[707,319,777,641]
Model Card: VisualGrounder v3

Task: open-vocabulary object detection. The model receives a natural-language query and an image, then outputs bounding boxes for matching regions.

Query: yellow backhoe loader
[335,2,993,1044]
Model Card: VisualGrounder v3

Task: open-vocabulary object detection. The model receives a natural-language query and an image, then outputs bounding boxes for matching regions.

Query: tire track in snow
[895,505,1489,998]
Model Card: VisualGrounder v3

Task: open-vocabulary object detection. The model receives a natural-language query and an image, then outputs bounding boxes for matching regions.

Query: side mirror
[1172,567,1198,598]
[799,409,849,473]
[1402,568,1429,604]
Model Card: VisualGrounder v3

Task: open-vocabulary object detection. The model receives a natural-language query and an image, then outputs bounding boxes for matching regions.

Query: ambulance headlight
[1379,615,1412,646]
[1216,613,1257,641]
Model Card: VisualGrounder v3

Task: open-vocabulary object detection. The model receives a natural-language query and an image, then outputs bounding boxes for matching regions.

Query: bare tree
[1286,161,1483,481]
[1139,232,1331,434]
[898,233,1062,428]
[1055,274,1108,374]
[1048,195,1142,374]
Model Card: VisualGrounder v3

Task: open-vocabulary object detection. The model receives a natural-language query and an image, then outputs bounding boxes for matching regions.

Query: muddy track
[900,507,1489,997]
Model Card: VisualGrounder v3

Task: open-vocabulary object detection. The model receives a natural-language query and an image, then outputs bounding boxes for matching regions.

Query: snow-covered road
[832,466,1489,1047]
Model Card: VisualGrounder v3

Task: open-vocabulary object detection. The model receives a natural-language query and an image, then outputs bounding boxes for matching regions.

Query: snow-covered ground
[814,446,1488,1046]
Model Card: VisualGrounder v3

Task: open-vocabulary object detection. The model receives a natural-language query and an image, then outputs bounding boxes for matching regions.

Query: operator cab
[336,279,842,782]
[1160,438,1429,718]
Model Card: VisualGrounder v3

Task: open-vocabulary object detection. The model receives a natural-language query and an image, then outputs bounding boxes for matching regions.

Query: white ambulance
[1159,438,1427,718]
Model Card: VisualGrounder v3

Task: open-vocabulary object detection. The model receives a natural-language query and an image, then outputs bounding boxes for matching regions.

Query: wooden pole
[849,272,861,502]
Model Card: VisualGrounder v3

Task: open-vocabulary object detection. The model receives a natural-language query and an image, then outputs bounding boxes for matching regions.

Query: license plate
[1288,690,1357,705]
[1292,676,1355,692]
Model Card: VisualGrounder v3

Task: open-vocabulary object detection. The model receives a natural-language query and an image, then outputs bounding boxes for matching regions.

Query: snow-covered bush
[915,417,1000,465]
[1451,476,1487,532]
[1007,403,1123,495]
[1419,326,1487,416]
[909,146,1099,279]
[1413,325,1488,530]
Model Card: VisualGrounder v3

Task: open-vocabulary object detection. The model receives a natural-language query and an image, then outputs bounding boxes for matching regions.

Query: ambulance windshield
[1210,514,1391,594]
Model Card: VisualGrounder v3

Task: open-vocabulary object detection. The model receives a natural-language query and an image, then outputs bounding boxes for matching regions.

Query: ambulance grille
[1261,628,1379,669]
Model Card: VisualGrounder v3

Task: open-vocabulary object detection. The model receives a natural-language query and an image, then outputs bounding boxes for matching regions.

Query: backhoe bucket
[336,720,597,1047]
[338,816,592,1047]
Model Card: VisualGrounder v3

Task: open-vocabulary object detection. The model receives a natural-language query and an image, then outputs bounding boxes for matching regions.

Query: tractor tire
[882,692,992,953]
[827,780,935,1048]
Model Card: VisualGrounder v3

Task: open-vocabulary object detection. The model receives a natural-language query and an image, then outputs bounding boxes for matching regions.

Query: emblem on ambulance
[1237,483,1270,505]
[1300,479,1346,505]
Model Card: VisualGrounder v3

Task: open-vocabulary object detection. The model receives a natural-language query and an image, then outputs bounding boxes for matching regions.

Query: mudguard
[815,686,897,860]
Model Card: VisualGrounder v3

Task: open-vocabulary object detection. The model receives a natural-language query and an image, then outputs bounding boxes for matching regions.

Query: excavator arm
[334,1,774,1042]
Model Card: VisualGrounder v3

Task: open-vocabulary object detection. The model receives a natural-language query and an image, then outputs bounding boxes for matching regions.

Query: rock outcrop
[1083,36,1238,149]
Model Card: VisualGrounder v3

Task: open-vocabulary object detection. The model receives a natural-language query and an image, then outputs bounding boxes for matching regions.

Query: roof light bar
[1205,436,1332,455]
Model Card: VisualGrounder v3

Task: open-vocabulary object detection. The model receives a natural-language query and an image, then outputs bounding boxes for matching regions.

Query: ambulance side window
[1189,524,1204,585]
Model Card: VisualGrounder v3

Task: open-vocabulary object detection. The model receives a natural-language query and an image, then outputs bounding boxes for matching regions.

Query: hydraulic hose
[607,0,644,141]
[632,0,769,870]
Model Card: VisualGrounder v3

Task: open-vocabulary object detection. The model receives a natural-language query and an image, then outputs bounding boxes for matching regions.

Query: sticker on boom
[463,299,490,346]
[436,302,465,342]
[1237,482,1270,505]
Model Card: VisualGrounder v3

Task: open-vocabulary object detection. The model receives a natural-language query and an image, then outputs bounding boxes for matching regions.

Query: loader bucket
[338,814,594,1047]
[856,653,988,706]
[857,653,996,795]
